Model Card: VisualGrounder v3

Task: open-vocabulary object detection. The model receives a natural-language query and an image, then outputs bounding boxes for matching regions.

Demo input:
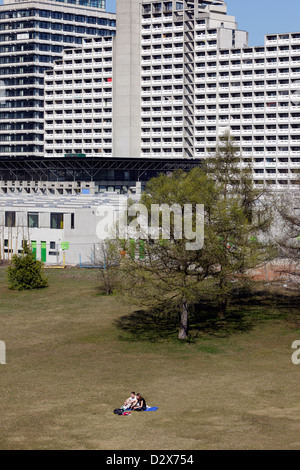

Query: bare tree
[273,190,300,287]
[95,240,121,295]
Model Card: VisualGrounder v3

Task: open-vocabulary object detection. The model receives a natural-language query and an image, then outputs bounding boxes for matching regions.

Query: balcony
[278,39,290,45]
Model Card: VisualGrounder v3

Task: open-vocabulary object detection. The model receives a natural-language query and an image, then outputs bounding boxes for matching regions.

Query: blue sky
[226,0,300,46]
[106,0,300,46]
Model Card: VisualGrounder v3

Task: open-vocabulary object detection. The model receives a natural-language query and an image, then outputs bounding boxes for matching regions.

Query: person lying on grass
[131,393,147,411]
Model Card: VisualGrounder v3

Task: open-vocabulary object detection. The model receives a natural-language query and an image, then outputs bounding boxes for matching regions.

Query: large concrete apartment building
[0,0,116,160]
[43,0,300,189]
[1,0,300,190]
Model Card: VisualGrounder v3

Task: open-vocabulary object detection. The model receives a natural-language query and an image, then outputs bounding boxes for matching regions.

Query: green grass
[0,267,300,450]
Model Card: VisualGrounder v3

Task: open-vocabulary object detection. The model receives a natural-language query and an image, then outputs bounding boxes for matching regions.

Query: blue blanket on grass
[144,406,158,412]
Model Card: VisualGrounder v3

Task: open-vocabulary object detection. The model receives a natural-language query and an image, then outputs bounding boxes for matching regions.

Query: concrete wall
[113,0,141,158]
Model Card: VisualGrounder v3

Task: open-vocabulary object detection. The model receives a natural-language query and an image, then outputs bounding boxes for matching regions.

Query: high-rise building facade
[44,35,113,158]
[139,1,247,156]
[137,0,300,187]
[0,0,116,160]
[43,0,300,188]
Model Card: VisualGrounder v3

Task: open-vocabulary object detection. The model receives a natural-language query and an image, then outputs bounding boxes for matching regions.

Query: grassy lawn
[0,266,300,450]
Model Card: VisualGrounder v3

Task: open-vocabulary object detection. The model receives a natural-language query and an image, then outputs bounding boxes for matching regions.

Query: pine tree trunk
[218,276,228,320]
[218,298,227,320]
[178,299,189,339]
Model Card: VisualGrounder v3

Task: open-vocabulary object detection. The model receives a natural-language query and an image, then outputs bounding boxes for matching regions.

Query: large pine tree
[117,135,274,338]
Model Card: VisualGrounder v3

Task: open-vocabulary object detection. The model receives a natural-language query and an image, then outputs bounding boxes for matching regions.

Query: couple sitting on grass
[122,392,147,412]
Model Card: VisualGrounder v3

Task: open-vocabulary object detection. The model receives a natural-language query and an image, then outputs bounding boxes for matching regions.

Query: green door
[41,241,46,263]
[31,241,37,261]
[139,240,145,260]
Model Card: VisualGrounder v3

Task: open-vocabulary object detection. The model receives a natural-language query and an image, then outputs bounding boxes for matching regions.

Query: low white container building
[0,188,141,266]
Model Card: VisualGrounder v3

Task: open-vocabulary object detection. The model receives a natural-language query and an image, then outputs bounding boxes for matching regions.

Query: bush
[7,242,48,291]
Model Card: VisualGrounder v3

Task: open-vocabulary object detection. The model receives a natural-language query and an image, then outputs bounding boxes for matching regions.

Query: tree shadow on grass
[115,285,300,342]
[231,285,300,331]
[114,306,180,342]
[114,303,254,342]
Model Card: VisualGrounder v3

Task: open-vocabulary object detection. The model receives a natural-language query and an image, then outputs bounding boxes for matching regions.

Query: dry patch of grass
[0,268,300,450]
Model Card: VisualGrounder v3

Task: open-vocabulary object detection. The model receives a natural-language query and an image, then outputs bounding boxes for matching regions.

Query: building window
[50,213,64,229]
[164,2,172,11]
[39,10,50,18]
[5,211,15,227]
[28,212,39,228]
[71,213,75,229]
[50,241,56,250]
[51,11,62,19]
[63,13,74,21]
[75,15,85,22]
[49,251,59,256]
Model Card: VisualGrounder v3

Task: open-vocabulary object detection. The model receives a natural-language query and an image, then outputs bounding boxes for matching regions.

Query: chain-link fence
[0,241,104,268]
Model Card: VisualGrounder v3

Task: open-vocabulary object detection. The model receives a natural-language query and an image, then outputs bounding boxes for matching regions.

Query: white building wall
[0,193,134,266]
